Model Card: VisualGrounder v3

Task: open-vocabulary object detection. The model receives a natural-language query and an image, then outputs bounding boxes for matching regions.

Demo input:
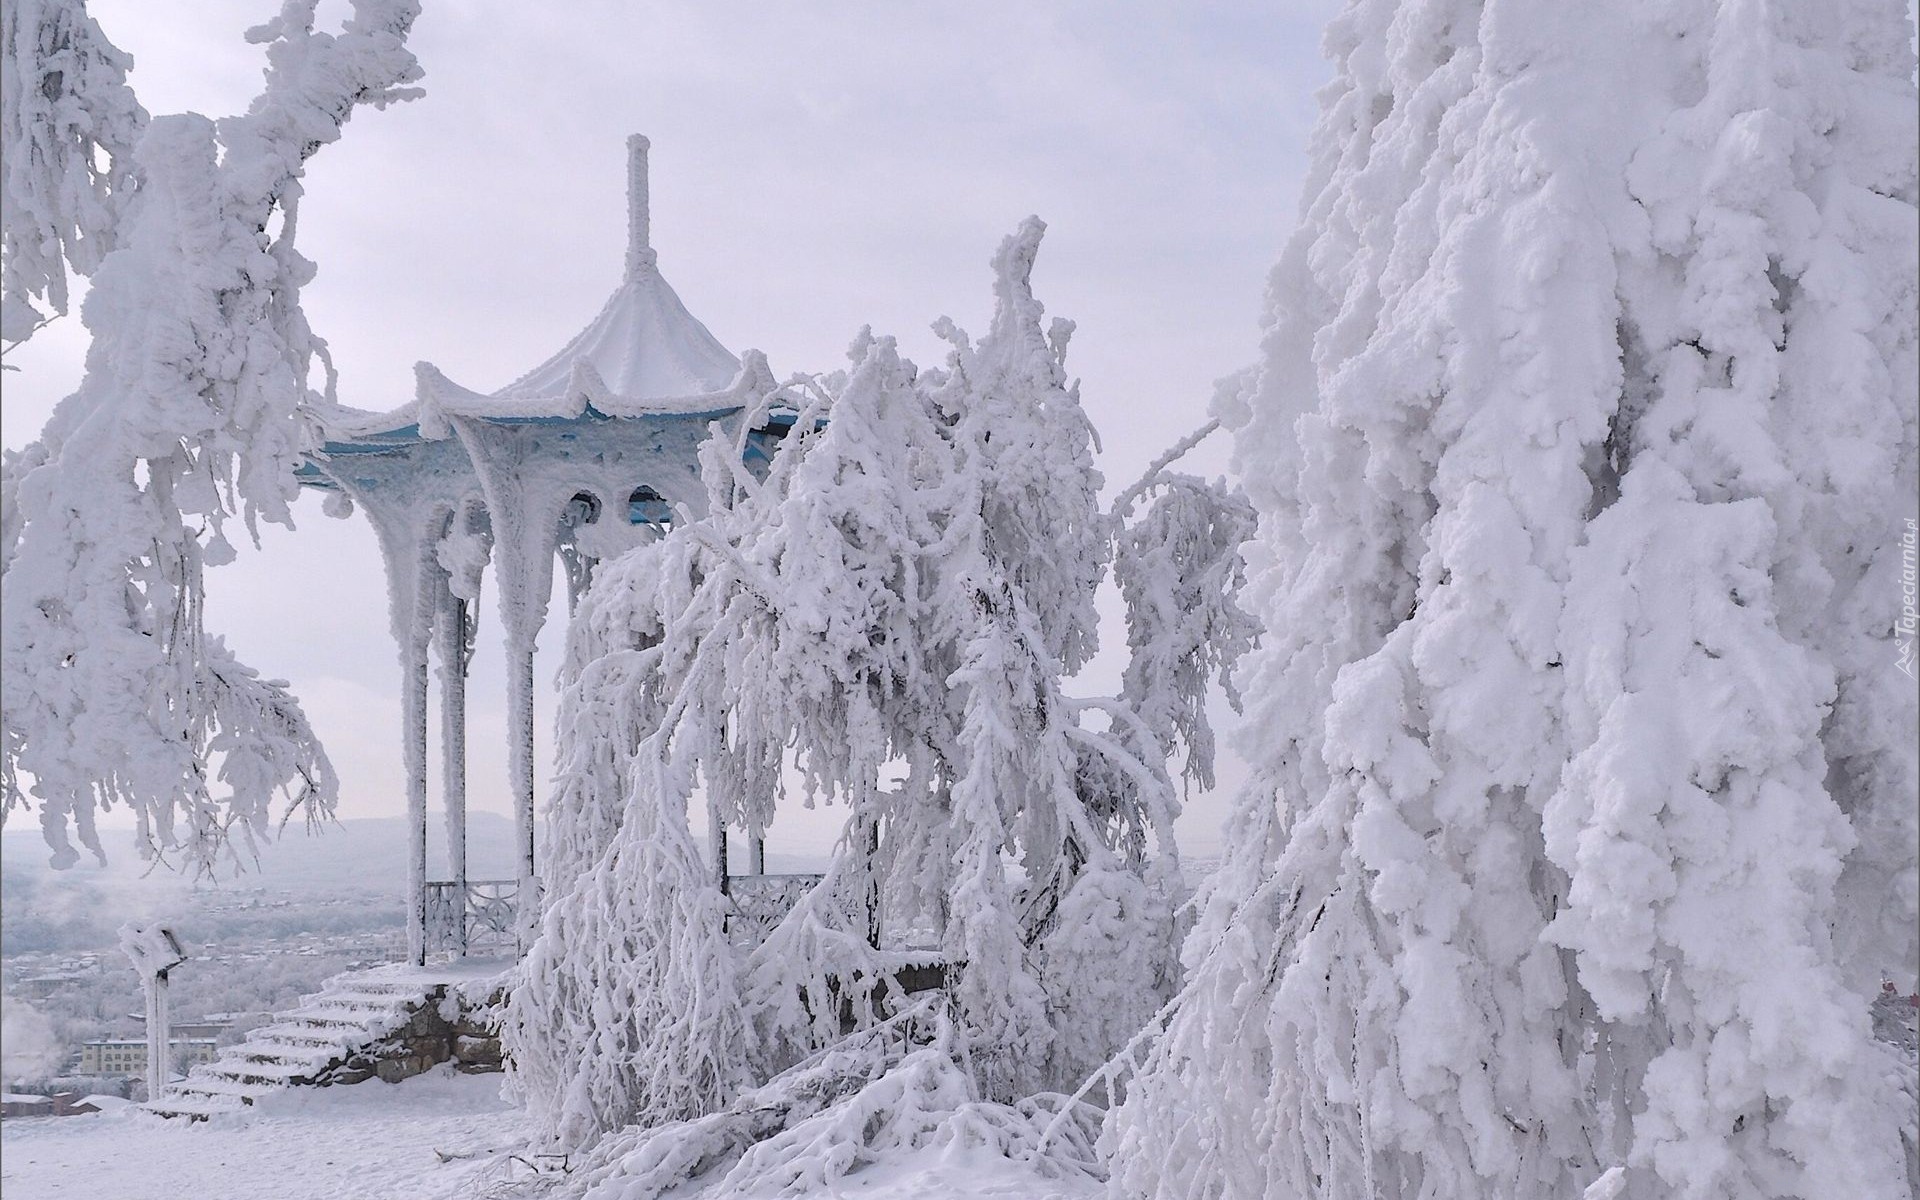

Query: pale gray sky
[2,0,1339,870]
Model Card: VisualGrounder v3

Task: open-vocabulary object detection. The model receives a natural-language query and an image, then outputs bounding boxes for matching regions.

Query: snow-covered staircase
[144,961,508,1120]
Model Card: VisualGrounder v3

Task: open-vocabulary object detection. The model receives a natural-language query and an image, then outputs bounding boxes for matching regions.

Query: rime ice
[1109,2,1920,1198]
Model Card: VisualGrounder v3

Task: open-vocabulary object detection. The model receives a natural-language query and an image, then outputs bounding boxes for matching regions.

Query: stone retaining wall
[317,982,505,1086]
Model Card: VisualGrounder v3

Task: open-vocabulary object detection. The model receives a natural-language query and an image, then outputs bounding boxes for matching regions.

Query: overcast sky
[3,0,1341,873]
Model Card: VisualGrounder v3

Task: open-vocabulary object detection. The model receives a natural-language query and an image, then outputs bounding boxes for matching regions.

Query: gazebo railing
[423,874,820,957]
[425,879,521,956]
[724,873,824,947]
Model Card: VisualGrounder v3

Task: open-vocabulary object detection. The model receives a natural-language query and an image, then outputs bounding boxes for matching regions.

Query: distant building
[132,1015,230,1040]
[76,1038,218,1076]
[1,1094,53,1118]
[13,973,84,999]
[0,1092,100,1119]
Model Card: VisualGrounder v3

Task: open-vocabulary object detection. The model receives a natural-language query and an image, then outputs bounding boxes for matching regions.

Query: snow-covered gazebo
[298,137,790,964]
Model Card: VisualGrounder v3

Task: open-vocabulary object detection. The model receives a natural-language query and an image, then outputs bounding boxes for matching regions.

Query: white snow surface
[0,1065,1094,1200]
[1,1067,527,1200]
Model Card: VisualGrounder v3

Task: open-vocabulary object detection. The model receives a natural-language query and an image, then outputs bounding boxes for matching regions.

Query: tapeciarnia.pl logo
[1898,517,1917,680]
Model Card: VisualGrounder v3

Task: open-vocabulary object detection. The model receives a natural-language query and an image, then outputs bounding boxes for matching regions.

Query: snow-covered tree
[0,0,145,344]
[1,0,424,874]
[505,219,1251,1174]
[1107,2,1919,1198]
[1109,432,1259,794]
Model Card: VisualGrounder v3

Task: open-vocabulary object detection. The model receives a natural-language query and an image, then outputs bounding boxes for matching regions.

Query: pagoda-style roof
[306,134,752,453]
[494,265,738,405]
[494,134,738,407]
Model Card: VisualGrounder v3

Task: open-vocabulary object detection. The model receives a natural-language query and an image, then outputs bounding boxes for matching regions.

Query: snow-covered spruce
[1,0,424,874]
[504,220,1253,1184]
[1106,2,1919,1198]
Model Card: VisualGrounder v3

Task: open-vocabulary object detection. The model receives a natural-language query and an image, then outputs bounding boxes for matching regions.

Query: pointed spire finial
[626,133,654,278]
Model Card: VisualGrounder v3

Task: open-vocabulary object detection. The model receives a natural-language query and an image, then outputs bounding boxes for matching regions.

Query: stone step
[225,1042,339,1070]
[235,1029,349,1053]
[145,1092,248,1119]
[170,1075,271,1101]
[248,1023,354,1046]
[320,988,422,1006]
[204,1058,323,1085]
[224,1043,346,1068]
[243,1032,354,1057]
[295,991,414,1012]
[292,991,409,1012]
[273,1007,396,1030]
[334,980,431,996]
[309,977,425,999]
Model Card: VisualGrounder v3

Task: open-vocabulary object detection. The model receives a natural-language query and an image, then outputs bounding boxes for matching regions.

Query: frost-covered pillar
[509,643,536,887]
[313,466,439,966]
[436,585,469,955]
[451,416,562,949]
[119,924,186,1105]
[400,544,435,966]
[146,962,171,1099]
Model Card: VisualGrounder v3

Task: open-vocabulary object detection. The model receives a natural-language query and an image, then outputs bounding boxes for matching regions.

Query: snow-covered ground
[2,1067,526,1200]
[0,1067,1097,1200]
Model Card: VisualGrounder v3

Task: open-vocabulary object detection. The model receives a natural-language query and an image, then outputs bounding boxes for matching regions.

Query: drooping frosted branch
[1,0,423,876]
[0,0,146,344]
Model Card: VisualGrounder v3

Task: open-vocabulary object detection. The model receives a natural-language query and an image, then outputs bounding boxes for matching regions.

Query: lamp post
[118,923,187,1104]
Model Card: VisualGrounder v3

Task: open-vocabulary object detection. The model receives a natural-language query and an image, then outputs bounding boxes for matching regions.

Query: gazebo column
[402,612,431,965]
[436,588,470,955]
[452,415,562,950]
[508,631,537,920]
[318,468,440,967]
[401,537,439,966]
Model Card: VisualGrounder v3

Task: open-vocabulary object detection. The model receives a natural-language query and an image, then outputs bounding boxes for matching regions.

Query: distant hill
[1,811,828,901]
[1,812,810,958]
[1,812,529,898]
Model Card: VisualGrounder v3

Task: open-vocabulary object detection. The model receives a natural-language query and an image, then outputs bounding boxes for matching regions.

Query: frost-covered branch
[1108,417,1219,519]
[0,0,146,344]
[1,0,423,875]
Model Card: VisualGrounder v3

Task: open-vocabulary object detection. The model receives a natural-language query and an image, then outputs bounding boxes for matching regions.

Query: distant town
[0,817,457,1110]
[2,899,406,1108]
